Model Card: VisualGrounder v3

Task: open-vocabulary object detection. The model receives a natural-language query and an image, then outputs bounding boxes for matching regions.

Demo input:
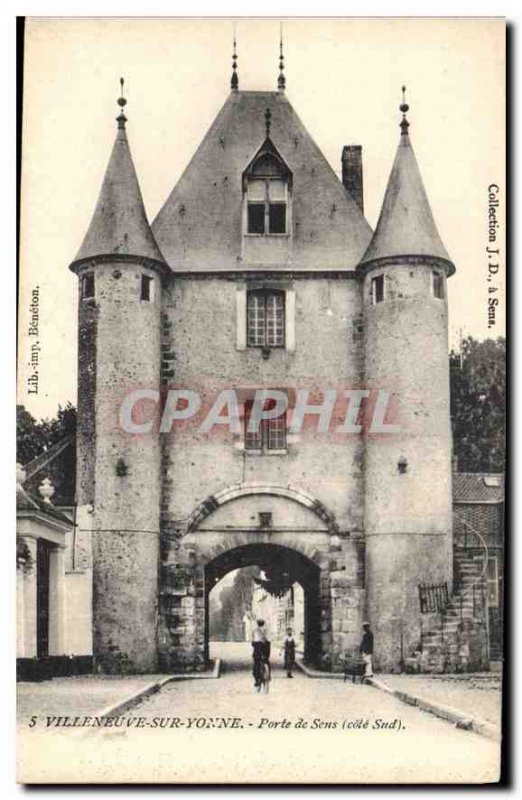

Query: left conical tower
[70,82,169,673]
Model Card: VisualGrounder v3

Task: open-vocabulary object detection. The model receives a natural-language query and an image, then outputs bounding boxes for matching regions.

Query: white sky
[17,17,505,420]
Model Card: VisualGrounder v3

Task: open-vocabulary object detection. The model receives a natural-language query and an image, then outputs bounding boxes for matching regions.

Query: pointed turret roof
[71,84,167,275]
[153,91,372,272]
[359,93,454,275]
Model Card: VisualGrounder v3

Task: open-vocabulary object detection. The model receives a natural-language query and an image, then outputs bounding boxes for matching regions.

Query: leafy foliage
[16,403,77,502]
[450,337,505,473]
[16,538,34,573]
[16,405,47,465]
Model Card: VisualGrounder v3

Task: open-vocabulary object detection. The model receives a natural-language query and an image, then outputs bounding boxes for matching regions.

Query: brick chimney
[341,145,364,214]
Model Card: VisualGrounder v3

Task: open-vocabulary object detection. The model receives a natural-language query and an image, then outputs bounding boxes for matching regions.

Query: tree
[16,403,77,503]
[16,405,46,464]
[450,336,505,473]
[209,566,260,641]
[38,404,77,450]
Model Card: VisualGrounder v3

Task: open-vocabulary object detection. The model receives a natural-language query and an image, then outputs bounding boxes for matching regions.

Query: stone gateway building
[69,61,488,676]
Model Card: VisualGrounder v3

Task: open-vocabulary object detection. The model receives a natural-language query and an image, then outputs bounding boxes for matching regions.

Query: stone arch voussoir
[187,482,339,536]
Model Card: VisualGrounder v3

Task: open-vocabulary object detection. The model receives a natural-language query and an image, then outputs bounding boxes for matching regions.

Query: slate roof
[71,125,167,272]
[152,91,373,272]
[453,473,505,504]
[16,484,72,526]
[360,127,454,273]
[16,483,40,512]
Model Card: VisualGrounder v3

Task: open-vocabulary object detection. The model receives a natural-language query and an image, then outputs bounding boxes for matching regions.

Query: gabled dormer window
[243,142,292,238]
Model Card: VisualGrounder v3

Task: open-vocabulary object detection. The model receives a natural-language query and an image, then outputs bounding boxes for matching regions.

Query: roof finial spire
[278,23,286,91]
[231,26,239,91]
[400,85,410,136]
[117,77,127,130]
[265,107,272,138]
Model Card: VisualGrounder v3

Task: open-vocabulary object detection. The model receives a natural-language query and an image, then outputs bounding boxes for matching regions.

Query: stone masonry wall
[329,535,365,670]
[362,262,453,671]
[158,273,366,669]
[160,274,364,529]
[158,522,351,673]
[76,285,96,507]
[81,260,162,673]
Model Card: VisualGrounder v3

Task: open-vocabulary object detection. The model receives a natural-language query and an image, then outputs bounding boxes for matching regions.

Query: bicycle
[258,659,271,693]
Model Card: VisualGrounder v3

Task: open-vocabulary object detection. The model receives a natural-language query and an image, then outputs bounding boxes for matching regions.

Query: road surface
[18,642,500,783]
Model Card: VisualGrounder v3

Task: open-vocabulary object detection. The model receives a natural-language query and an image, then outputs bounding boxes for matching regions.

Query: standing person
[283,628,296,678]
[252,619,271,689]
[359,622,374,679]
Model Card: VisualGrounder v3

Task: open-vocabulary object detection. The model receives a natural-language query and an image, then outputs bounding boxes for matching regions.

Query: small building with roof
[16,462,93,680]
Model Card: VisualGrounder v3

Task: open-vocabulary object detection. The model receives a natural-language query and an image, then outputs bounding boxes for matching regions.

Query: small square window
[81,273,95,300]
[141,274,153,302]
[244,399,287,453]
[371,274,384,304]
[432,271,444,300]
[247,203,265,234]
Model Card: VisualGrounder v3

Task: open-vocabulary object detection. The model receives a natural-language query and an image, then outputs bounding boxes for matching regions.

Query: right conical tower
[359,89,455,672]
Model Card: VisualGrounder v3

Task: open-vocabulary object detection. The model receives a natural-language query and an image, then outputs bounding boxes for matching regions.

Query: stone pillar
[317,564,331,666]
[158,531,203,672]
[48,546,66,655]
[330,537,365,670]
[17,566,26,657]
[20,537,37,658]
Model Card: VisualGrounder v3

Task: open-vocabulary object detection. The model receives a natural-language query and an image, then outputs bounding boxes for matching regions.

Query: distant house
[453,473,505,665]
[248,582,305,651]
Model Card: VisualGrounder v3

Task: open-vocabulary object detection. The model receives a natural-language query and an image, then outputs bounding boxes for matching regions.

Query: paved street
[17,674,171,723]
[18,642,500,783]
[381,672,502,727]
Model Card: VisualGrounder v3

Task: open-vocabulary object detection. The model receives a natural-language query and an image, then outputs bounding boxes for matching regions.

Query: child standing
[283,628,296,678]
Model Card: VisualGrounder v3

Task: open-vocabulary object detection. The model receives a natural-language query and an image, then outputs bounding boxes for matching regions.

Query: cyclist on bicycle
[252,619,271,689]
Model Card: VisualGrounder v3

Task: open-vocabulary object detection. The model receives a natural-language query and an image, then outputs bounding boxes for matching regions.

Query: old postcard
[16,16,505,783]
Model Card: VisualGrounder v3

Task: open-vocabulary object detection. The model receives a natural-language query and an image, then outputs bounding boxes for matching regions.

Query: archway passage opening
[205,543,321,667]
